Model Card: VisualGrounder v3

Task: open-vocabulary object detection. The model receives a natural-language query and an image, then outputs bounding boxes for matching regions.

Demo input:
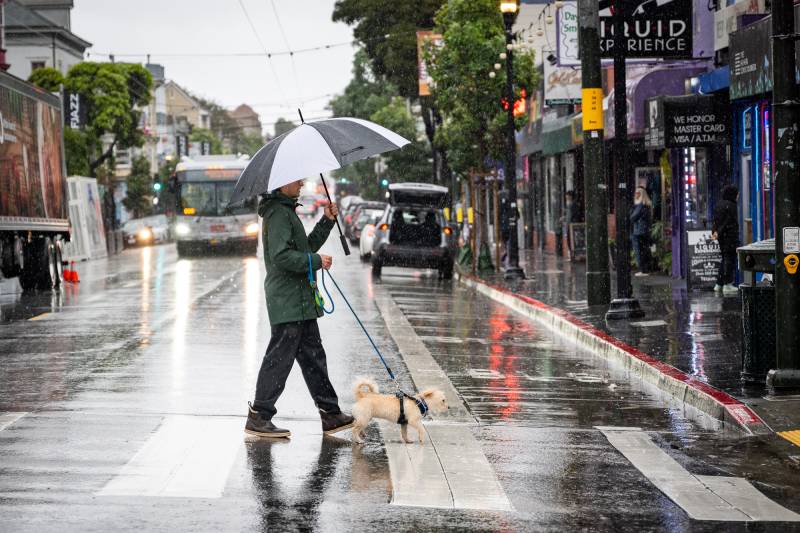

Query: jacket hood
[722,185,739,202]
[258,192,297,217]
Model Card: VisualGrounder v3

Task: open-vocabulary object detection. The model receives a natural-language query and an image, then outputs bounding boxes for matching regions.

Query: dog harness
[396,391,429,425]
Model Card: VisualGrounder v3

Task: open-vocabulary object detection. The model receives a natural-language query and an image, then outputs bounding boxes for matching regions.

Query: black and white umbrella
[229,114,411,254]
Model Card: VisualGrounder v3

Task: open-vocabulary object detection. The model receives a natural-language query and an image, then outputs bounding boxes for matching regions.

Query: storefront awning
[605,64,709,140]
[540,114,575,156]
[696,66,730,94]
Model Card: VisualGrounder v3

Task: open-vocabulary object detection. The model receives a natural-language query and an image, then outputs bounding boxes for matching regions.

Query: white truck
[0,71,69,290]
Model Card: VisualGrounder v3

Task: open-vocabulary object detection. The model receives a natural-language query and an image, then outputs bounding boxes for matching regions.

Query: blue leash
[307,253,396,381]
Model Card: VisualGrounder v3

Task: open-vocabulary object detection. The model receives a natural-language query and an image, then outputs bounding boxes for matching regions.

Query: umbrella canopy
[229,117,411,206]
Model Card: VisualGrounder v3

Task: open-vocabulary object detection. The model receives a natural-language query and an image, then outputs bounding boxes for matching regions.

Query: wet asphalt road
[1,236,800,532]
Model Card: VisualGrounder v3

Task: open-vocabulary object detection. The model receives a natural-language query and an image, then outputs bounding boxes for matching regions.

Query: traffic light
[153,179,162,192]
[380,178,390,188]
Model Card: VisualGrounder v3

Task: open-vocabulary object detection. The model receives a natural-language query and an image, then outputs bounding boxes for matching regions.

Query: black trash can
[740,283,777,383]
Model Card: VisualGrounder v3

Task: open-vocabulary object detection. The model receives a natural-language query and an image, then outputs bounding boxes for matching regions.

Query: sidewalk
[458,249,800,435]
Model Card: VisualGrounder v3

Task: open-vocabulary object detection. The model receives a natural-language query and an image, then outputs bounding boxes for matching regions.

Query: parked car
[358,207,388,261]
[347,201,387,244]
[296,195,319,218]
[370,183,454,279]
[122,215,171,247]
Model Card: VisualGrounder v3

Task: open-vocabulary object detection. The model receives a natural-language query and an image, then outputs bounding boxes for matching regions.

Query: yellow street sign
[582,88,603,131]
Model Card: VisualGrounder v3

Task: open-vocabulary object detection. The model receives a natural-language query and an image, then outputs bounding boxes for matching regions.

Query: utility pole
[606,4,644,320]
[578,0,610,306]
[767,0,800,393]
[501,1,525,280]
[0,0,9,72]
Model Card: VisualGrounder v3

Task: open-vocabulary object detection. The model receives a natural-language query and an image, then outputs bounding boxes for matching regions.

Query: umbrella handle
[319,173,351,256]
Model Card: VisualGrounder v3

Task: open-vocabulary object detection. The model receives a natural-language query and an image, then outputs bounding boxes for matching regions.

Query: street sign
[582,88,603,130]
[784,227,800,254]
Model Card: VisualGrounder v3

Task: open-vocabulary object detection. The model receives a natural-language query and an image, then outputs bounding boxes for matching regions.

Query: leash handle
[307,254,334,314]
[321,268,396,381]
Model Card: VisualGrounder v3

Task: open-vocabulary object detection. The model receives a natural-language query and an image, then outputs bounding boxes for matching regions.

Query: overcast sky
[71,0,357,136]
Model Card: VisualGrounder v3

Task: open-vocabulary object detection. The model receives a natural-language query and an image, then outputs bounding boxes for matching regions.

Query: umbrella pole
[319,172,351,256]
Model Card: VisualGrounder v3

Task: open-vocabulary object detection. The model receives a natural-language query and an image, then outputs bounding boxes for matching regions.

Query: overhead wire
[269,0,303,99]
[236,0,288,106]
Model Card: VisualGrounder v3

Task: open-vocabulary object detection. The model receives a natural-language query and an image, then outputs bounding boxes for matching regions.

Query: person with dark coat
[244,178,354,439]
[712,184,740,294]
[630,186,653,276]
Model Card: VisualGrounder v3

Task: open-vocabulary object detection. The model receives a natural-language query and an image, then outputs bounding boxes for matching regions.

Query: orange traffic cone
[69,261,80,283]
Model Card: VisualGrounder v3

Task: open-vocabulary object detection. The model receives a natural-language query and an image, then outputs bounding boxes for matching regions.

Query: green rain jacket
[258,192,335,325]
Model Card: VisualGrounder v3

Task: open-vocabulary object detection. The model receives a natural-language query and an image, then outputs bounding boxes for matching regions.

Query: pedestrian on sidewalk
[630,186,653,276]
[712,184,740,294]
[245,178,354,439]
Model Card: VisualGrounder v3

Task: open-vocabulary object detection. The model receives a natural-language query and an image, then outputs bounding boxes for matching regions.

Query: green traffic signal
[153,182,162,192]
[380,178,389,188]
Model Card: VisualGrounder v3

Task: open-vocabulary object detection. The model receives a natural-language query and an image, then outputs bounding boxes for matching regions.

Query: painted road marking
[601,427,800,522]
[631,320,668,327]
[779,429,800,448]
[0,412,26,431]
[380,422,512,511]
[98,415,242,498]
[373,288,472,422]
[28,312,50,321]
[374,287,511,511]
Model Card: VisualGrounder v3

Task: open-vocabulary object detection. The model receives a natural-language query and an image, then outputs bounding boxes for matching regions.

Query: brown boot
[244,402,291,438]
[320,410,354,435]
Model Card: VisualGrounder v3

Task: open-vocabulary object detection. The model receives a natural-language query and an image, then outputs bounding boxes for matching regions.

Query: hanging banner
[62,90,87,130]
[599,0,693,59]
[417,31,443,96]
[556,2,580,66]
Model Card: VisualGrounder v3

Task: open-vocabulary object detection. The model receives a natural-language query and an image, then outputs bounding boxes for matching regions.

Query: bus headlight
[245,222,260,235]
[175,223,191,236]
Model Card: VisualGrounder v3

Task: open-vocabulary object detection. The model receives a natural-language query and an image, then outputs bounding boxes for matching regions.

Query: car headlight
[137,228,153,241]
[245,222,260,235]
[175,223,190,236]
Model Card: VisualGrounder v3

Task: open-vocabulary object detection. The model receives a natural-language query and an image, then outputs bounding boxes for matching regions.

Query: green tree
[28,67,63,92]
[231,133,265,157]
[427,0,537,176]
[273,117,296,137]
[50,62,154,177]
[189,128,222,154]
[63,129,90,176]
[332,0,443,99]
[333,0,449,185]
[122,155,153,219]
[370,97,431,184]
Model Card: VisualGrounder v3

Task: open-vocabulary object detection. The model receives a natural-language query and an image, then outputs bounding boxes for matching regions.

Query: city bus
[172,155,259,256]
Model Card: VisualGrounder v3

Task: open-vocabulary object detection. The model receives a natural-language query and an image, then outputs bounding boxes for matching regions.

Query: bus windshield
[179,181,254,216]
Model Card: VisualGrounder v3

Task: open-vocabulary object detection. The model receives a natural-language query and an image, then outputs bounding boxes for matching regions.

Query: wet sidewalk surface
[468,249,800,432]
[1,243,800,531]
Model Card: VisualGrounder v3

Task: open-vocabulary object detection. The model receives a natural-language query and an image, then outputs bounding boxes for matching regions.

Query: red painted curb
[459,272,767,433]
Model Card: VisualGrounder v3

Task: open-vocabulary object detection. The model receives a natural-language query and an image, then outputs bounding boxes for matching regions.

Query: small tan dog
[351,378,448,444]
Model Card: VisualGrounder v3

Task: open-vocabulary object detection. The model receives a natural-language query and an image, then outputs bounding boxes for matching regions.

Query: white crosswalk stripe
[600,427,800,522]
[0,412,26,432]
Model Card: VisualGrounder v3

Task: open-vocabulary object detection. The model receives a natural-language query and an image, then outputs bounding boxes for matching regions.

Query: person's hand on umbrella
[324,203,339,221]
[320,255,333,270]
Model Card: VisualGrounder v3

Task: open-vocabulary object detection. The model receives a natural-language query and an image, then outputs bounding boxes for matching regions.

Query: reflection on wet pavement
[1,244,800,531]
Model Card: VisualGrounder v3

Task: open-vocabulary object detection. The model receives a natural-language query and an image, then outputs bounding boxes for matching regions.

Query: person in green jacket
[245,178,354,438]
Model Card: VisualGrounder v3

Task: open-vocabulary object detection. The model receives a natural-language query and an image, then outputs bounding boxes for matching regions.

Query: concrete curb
[456,271,770,436]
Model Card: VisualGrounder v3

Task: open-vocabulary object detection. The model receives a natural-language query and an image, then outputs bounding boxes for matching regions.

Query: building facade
[4,0,89,80]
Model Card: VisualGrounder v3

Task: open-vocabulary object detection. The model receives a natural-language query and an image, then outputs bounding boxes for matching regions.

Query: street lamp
[500,0,525,280]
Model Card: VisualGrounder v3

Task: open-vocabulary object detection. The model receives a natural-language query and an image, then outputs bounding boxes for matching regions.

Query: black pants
[253,319,340,419]
[718,249,737,286]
